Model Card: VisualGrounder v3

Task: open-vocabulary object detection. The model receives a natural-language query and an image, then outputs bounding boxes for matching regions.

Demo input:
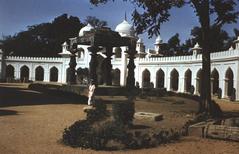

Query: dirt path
[0,83,238,154]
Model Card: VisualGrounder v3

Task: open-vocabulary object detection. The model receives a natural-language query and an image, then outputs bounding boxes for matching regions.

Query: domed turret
[79,23,94,37]
[115,20,135,37]
[154,35,163,52]
[58,41,71,57]
[136,38,146,58]
[234,36,239,49]
[154,35,163,45]
[191,42,202,56]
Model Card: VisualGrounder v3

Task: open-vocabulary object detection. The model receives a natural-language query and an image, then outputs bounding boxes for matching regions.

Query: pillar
[210,78,214,94]
[104,46,113,85]
[224,79,229,98]
[69,54,77,84]
[151,71,156,88]
[88,46,100,86]
[179,77,184,93]
[126,40,137,89]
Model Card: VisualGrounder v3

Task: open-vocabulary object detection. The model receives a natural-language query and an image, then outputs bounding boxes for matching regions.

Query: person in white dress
[88,80,96,106]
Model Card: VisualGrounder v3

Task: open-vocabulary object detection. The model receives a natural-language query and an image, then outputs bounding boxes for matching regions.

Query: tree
[90,0,239,114]
[2,14,84,57]
[233,28,239,37]
[85,16,107,28]
[167,33,181,55]
[191,26,231,52]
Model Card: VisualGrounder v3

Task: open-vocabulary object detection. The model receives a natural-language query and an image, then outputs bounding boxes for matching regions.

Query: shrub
[85,102,108,122]
[112,101,135,125]
[62,120,127,150]
[62,120,91,148]
[63,119,181,150]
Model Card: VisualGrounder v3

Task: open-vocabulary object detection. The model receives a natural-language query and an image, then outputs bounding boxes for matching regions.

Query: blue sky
[0,0,238,49]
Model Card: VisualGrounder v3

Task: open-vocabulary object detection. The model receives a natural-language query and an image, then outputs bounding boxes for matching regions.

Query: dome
[115,20,135,37]
[79,23,94,37]
[137,38,143,43]
[154,35,163,45]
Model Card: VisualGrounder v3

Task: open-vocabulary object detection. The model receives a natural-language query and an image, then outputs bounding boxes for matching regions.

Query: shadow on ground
[223,111,239,118]
[0,86,88,107]
[0,109,18,116]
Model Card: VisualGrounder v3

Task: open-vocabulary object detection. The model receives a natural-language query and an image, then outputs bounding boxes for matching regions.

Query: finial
[229,46,234,51]
[124,11,127,21]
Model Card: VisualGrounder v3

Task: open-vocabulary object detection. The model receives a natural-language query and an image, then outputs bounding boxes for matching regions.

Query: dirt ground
[0,83,238,154]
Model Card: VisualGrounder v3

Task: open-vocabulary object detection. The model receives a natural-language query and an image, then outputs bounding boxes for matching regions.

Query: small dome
[79,23,94,37]
[137,38,143,43]
[194,43,200,48]
[154,35,163,45]
[62,41,68,46]
[115,20,135,37]
[229,46,234,51]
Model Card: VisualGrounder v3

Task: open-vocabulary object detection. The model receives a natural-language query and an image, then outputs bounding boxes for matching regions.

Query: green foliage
[168,33,180,50]
[85,16,107,28]
[62,120,127,150]
[62,119,181,150]
[112,101,135,125]
[90,0,238,38]
[85,102,108,122]
[2,14,84,57]
[190,26,232,52]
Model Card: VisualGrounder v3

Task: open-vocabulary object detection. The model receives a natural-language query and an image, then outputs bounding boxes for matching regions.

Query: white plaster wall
[1,46,239,101]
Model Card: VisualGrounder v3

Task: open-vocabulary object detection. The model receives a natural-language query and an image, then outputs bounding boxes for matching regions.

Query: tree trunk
[197,0,212,114]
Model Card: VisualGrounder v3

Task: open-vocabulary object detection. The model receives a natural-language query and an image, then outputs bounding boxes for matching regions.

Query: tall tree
[2,14,84,57]
[191,26,231,52]
[167,33,181,55]
[90,0,239,114]
[234,28,239,37]
[85,16,107,28]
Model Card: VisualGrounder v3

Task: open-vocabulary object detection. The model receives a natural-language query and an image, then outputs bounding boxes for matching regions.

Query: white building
[0,20,239,101]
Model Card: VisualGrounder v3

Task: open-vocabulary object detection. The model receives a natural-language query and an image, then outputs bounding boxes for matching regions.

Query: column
[151,71,156,88]
[44,68,49,82]
[69,54,77,84]
[210,78,214,94]
[104,46,113,85]
[31,69,35,81]
[126,40,136,89]
[167,77,171,91]
[179,77,185,93]
[120,48,127,86]
[15,65,20,80]
[88,46,100,86]
[194,78,199,95]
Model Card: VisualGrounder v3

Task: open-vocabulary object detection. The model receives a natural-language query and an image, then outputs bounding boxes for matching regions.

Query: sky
[0,0,238,49]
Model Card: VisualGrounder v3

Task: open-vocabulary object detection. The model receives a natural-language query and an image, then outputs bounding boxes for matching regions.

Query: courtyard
[0,83,238,154]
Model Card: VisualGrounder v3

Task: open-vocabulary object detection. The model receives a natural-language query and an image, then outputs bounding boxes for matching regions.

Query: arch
[6,65,15,79]
[170,69,179,91]
[20,65,29,82]
[156,69,164,88]
[76,67,89,84]
[114,47,122,58]
[66,67,71,83]
[142,69,151,88]
[225,67,234,97]
[35,66,44,81]
[50,67,58,82]
[112,68,121,86]
[211,68,219,95]
[196,69,202,94]
[78,48,85,58]
[184,69,192,92]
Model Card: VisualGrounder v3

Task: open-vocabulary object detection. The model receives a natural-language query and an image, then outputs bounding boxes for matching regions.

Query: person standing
[88,80,96,106]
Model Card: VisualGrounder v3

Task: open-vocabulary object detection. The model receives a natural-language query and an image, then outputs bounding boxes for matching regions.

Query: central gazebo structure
[68,27,137,89]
